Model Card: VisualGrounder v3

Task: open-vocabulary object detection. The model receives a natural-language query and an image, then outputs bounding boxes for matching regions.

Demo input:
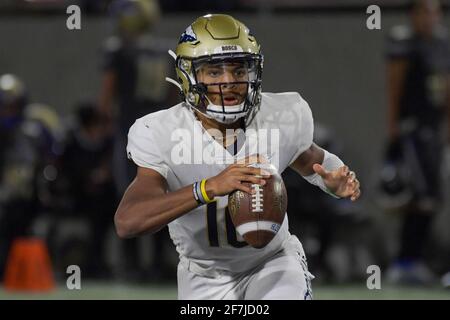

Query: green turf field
[0,282,449,300]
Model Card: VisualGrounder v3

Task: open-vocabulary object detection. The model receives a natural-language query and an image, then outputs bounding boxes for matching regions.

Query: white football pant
[177,235,314,300]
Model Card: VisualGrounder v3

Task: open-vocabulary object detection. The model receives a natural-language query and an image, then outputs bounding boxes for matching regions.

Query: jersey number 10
[206,201,247,248]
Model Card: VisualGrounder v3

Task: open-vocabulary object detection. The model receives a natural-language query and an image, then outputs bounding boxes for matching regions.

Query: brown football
[228,165,287,249]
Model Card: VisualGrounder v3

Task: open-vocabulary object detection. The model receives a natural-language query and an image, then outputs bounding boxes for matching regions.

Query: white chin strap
[205,101,247,124]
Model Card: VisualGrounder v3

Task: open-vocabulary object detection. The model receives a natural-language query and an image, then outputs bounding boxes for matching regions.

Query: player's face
[196,61,248,106]
[412,0,442,36]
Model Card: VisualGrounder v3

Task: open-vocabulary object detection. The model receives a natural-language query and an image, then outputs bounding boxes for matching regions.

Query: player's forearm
[446,75,450,142]
[290,143,324,176]
[387,60,407,140]
[98,71,116,117]
[388,99,400,140]
[115,184,199,238]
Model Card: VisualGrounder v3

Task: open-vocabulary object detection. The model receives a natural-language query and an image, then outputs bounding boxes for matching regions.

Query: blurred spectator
[0,74,62,281]
[381,0,450,285]
[98,0,177,282]
[58,102,116,279]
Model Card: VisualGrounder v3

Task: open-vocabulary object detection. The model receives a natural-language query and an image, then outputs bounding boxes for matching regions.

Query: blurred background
[0,0,450,299]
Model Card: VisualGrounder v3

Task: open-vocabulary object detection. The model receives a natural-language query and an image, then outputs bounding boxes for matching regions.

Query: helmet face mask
[182,53,262,124]
[173,14,264,125]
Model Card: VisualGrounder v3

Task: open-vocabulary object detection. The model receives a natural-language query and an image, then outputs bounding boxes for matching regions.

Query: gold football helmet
[171,14,263,124]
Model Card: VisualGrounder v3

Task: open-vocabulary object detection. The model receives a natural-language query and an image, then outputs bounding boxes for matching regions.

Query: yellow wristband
[200,179,214,203]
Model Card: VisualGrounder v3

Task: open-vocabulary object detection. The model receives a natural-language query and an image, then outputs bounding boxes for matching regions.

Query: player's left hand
[312,164,361,201]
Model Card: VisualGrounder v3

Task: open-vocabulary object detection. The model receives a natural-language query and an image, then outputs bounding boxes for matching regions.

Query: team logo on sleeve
[178,26,198,44]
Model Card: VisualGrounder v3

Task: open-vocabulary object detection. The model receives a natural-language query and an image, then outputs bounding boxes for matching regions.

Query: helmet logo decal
[178,25,198,44]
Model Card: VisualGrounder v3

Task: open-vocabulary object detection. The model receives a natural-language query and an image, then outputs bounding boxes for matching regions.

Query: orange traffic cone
[3,237,55,292]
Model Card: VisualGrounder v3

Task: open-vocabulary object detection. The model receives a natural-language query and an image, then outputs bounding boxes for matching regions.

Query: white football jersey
[127,92,314,272]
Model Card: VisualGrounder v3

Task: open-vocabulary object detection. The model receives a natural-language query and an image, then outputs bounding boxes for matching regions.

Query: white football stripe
[236,221,281,236]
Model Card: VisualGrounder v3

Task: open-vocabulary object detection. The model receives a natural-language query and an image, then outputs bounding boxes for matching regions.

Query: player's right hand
[206,163,271,197]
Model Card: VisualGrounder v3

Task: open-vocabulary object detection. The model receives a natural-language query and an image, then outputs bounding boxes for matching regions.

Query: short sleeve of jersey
[287,93,314,166]
[127,118,169,179]
[385,25,412,60]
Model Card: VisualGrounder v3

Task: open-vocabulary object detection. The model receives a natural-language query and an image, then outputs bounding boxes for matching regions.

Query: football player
[114,14,361,299]
[99,0,177,281]
[0,74,62,280]
[383,0,449,285]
